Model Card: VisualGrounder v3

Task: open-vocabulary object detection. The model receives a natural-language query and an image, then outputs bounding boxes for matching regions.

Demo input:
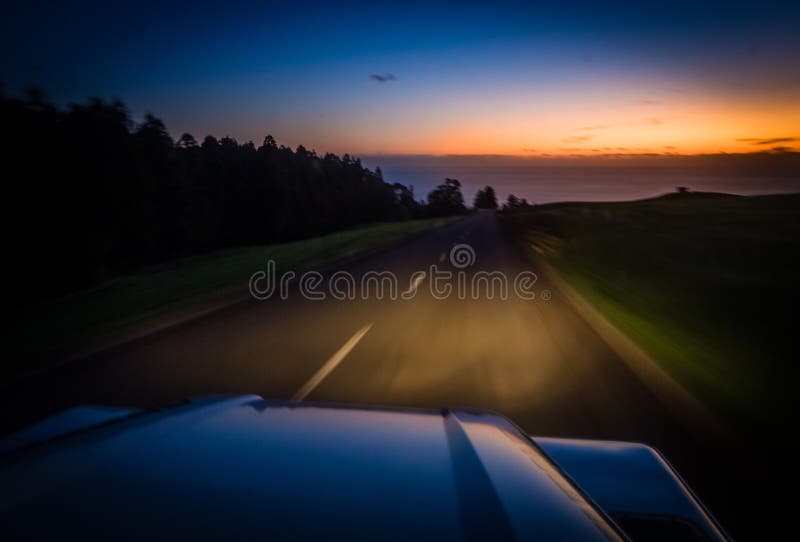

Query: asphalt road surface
[0,211,764,538]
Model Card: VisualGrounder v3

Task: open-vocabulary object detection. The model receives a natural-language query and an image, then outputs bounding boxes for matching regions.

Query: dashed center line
[291,322,373,401]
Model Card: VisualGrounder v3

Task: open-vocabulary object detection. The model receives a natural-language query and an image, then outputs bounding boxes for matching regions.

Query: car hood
[0,395,623,541]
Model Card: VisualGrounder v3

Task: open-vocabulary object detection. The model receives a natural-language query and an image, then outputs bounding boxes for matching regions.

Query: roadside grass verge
[4,216,461,380]
[500,193,800,433]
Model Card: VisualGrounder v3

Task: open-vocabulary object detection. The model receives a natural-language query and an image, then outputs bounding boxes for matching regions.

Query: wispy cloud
[589,146,633,152]
[561,135,592,143]
[369,73,397,83]
[576,118,664,133]
[736,136,799,145]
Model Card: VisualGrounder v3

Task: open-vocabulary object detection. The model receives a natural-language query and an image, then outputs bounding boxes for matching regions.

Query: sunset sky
[3,1,799,156]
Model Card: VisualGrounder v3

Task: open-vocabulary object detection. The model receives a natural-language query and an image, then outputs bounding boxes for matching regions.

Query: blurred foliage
[500,192,800,433]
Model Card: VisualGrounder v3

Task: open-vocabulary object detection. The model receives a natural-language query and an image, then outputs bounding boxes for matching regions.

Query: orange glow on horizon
[258,86,800,157]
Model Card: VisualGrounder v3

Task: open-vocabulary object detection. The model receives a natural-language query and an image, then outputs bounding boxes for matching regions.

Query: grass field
[5,216,461,380]
[500,192,800,434]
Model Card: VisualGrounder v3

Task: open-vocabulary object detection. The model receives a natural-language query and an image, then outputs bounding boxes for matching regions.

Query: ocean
[361,155,800,204]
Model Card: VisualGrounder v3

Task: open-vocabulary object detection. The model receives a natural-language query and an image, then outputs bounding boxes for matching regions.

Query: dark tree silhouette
[177,133,198,148]
[427,178,466,217]
[501,194,532,211]
[473,185,498,209]
[0,91,448,306]
[392,183,424,219]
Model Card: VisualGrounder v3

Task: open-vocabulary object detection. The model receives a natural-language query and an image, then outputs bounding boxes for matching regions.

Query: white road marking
[291,323,374,401]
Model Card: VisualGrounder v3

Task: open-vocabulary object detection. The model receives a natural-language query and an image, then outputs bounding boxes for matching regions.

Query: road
[0,211,753,537]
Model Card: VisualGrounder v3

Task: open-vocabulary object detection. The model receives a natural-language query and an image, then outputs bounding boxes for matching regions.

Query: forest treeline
[0,91,466,306]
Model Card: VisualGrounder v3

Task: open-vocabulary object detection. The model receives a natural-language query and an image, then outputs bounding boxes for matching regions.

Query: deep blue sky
[3,1,799,155]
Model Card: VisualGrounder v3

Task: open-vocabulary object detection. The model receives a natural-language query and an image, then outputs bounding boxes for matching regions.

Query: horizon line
[356,150,800,159]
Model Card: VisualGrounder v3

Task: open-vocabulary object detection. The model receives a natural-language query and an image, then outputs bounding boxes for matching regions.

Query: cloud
[369,73,397,83]
[521,148,537,153]
[561,135,592,143]
[757,137,800,145]
[576,118,664,133]
[736,136,799,145]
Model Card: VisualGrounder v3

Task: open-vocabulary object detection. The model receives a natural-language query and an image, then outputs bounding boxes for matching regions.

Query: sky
[2,1,800,157]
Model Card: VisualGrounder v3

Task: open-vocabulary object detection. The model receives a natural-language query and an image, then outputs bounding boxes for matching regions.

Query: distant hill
[645,190,742,201]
